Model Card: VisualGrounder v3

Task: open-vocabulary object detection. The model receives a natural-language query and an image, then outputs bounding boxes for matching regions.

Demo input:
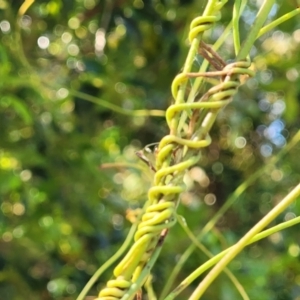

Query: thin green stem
[172,36,202,134]
[237,0,276,60]
[18,0,35,16]
[258,7,300,38]
[120,234,166,300]
[177,215,250,300]
[202,130,300,237]
[159,244,195,300]
[189,183,300,299]
[160,129,300,299]
[178,1,248,133]
[69,90,165,117]
[232,0,241,55]
[76,222,138,300]
[174,0,229,134]
[164,215,300,300]
[144,275,157,300]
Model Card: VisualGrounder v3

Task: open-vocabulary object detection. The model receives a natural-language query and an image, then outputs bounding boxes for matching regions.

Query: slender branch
[76,222,139,300]
[70,90,165,117]
[176,215,250,300]
[160,129,300,299]
[237,0,276,60]
[188,183,300,299]
[164,215,300,300]
[258,7,300,38]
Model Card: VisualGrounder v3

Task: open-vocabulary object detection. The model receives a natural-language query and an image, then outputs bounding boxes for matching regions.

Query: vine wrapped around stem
[96,1,253,299]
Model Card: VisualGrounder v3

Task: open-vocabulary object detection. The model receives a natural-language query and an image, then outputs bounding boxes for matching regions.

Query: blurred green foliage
[0,0,300,299]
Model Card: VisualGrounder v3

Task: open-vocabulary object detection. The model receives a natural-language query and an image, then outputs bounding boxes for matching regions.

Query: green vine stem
[95,1,253,299]
[232,0,242,55]
[70,90,165,117]
[96,1,233,299]
[236,0,275,60]
[92,1,300,299]
[164,213,300,300]
[258,7,300,38]
[159,4,300,298]
[160,131,300,299]
[176,215,250,300]
[188,183,300,299]
[159,129,300,300]
[76,221,138,300]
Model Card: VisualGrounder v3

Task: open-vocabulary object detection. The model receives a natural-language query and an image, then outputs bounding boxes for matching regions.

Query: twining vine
[80,1,300,300]
[95,1,252,299]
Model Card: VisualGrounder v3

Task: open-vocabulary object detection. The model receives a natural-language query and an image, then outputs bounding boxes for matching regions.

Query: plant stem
[237,0,276,60]
[69,90,165,117]
[76,222,138,300]
[164,215,300,300]
[177,215,250,300]
[159,129,300,299]
[232,0,242,55]
[188,183,300,299]
[258,7,300,38]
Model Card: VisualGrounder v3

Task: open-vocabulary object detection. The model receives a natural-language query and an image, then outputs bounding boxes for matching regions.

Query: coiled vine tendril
[96,1,253,299]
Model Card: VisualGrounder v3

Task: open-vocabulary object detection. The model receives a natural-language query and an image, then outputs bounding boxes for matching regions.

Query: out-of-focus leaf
[1,95,33,125]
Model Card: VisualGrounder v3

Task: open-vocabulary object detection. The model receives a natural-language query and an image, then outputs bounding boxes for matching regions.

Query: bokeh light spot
[66,283,76,294]
[166,9,176,21]
[20,15,32,28]
[95,28,106,54]
[61,32,72,44]
[288,244,300,257]
[59,240,71,254]
[133,0,144,9]
[134,55,146,68]
[1,202,12,215]
[189,167,210,187]
[258,98,270,112]
[68,17,80,30]
[13,226,25,238]
[286,68,299,82]
[235,136,247,149]
[260,144,272,157]
[56,88,69,99]
[271,169,283,182]
[269,232,282,244]
[48,42,61,55]
[12,203,25,216]
[0,20,11,33]
[20,169,32,181]
[2,232,13,242]
[115,82,127,93]
[40,112,52,125]
[116,24,126,36]
[37,36,50,49]
[204,193,216,206]
[39,216,54,227]
[212,162,224,174]
[67,44,79,56]
[284,212,296,221]
[112,214,124,229]
[84,0,96,9]
[271,100,285,115]
[47,280,58,293]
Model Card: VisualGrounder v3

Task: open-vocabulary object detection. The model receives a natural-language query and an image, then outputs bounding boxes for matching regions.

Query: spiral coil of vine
[96,1,253,299]
[188,0,227,43]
